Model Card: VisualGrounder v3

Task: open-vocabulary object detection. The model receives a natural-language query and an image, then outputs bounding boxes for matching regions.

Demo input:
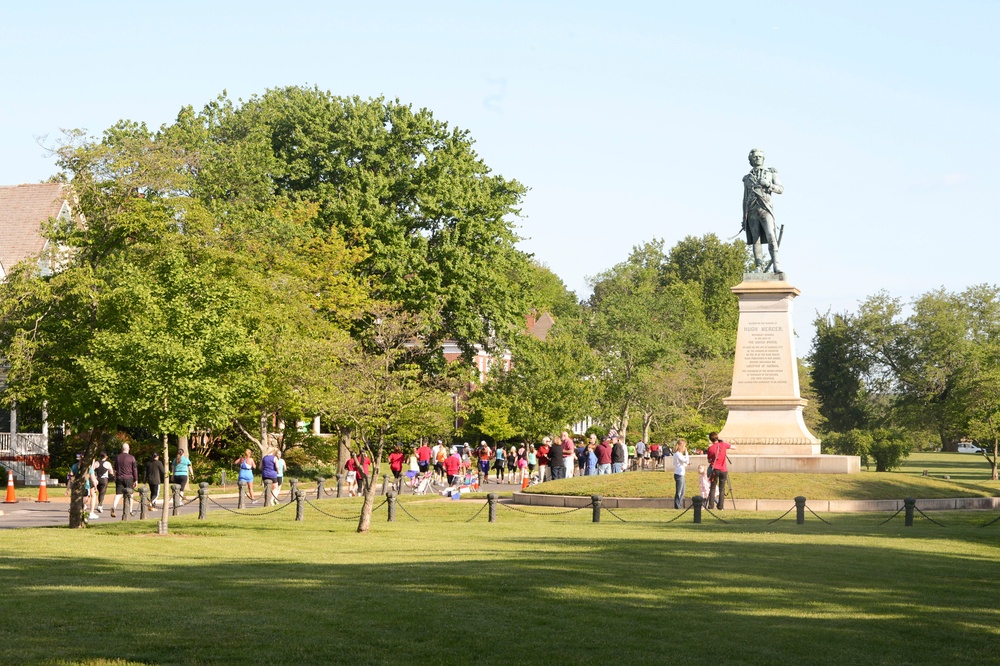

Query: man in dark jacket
[110,443,139,517]
[611,436,626,473]
[145,452,165,508]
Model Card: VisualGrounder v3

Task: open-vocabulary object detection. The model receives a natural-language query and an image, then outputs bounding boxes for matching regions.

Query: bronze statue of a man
[742,148,784,273]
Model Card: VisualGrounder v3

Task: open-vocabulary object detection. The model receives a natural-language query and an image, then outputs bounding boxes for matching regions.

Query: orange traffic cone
[36,472,50,503]
[521,475,530,490]
[3,470,17,503]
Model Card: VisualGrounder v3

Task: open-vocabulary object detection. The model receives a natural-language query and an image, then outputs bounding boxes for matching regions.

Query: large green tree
[809,285,1000,461]
[467,321,596,442]
[175,86,532,357]
[586,235,744,440]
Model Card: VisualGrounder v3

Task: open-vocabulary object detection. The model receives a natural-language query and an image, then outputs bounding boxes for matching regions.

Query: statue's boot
[753,246,765,272]
[769,243,781,273]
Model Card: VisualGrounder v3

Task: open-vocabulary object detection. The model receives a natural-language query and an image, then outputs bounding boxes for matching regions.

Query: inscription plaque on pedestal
[718,275,822,455]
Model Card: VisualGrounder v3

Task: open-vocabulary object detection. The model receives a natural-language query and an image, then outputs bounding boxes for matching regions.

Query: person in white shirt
[672,439,690,509]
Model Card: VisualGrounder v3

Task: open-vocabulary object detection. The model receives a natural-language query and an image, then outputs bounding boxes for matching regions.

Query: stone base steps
[511,492,1000,512]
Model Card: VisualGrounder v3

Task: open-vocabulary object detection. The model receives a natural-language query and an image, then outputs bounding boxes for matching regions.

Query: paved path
[0,475,521,529]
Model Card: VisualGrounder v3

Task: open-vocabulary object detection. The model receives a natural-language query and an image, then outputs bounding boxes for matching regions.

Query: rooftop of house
[526,311,555,341]
[0,183,70,277]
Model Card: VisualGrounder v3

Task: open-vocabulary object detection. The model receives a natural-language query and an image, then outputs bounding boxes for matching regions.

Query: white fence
[0,432,46,455]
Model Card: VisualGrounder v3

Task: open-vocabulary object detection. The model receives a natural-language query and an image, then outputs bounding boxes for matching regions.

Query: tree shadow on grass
[1,521,998,665]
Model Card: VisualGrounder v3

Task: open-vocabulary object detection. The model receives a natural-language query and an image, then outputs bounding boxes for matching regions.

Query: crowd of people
[67,432,734,516]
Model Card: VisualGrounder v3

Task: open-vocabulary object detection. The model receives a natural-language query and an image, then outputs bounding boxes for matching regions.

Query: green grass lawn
[1,497,998,665]
[527,452,1000,500]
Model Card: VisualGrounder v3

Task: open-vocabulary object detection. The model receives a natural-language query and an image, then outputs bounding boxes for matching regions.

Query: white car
[957,443,983,454]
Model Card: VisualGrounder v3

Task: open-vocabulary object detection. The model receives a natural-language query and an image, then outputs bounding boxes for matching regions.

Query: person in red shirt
[415,442,432,474]
[476,441,492,484]
[388,446,405,490]
[595,438,613,474]
[537,437,551,482]
[444,448,462,486]
[561,432,575,479]
[706,432,735,510]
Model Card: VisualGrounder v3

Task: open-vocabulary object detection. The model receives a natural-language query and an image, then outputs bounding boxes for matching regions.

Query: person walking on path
[110,443,138,518]
[493,444,506,483]
[93,452,114,514]
[672,439,690,509]
[706,432,734,510]
[260,448,279,505]
[273,450,287,500]
[416,441,432,475]
[145,452,165,508]
[388,446,405,490]
[635,440,647,470]
[475,441,491,485]
[236,449,257,503]
[172,448,193,498]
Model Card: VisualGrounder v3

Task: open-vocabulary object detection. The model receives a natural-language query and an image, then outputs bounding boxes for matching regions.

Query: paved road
[0,475,523,529]
[0,495,248,529]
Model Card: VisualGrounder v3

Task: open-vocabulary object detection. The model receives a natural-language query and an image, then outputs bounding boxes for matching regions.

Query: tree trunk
[68,430,100,528]
[159,433,170,534]
[993,437,998,481]
[338,427,352,475]
[259,412,269,456]
[69,471,87,528]
[642,410,653,443]
[618,404,630,440]
[356,441,384,533]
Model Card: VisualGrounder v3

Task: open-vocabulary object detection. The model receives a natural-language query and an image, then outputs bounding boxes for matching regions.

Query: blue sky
[2,1,997,355]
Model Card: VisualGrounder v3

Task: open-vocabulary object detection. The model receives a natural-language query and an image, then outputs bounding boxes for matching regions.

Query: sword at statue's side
[763,224,785,272]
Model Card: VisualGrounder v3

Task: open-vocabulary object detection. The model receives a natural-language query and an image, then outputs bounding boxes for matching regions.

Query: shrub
[824,428,912,471]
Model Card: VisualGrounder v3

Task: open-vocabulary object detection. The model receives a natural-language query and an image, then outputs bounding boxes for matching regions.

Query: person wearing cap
[537,437,551,482]
[444,447,461,486]
[476,441,492,484]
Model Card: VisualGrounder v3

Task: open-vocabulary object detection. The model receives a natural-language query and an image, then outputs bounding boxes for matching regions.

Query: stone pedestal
[718,274,843,464]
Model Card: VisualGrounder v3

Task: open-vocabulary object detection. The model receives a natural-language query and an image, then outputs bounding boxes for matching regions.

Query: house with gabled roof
[0,183,78,484]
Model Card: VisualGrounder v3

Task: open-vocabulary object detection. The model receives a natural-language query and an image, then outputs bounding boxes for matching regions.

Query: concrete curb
[511,492,1000,512]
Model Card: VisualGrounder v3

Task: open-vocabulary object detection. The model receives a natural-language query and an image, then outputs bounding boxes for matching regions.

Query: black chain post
[336,474,344,498]
[122,485,133,522]
[692,495,703,523]
[488,493,498,522]
[387,488,397,522]
[795,496,806,525]
[295,489,305,521]
[288,478,298,504]
[381,474,390,496]
[316,477,325,499]
[264,479,273,506]
[592,495,602,523]
[904,497,915,527]
[138,486,147,520]
[198,482,209,520]
[171,484,182,516]
[237,480,246,509]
